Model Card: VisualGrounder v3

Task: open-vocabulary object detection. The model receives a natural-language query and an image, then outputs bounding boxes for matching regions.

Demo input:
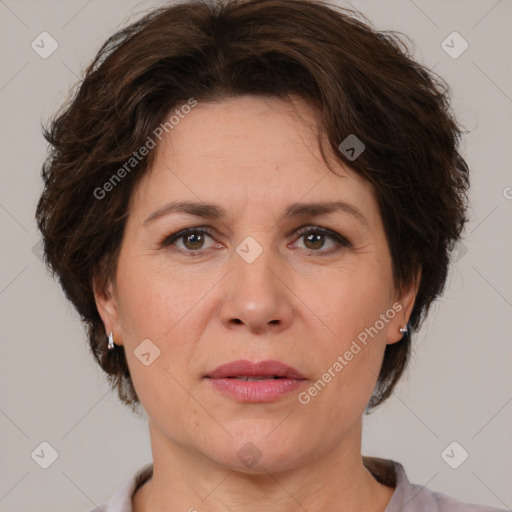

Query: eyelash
[159,226,351,256]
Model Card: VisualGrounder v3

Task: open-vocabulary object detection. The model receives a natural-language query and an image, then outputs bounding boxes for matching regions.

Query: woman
[35,0,506,510]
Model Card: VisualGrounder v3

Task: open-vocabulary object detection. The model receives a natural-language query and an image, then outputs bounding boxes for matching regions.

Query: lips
[205,359,306,380]
[204,359,307,402]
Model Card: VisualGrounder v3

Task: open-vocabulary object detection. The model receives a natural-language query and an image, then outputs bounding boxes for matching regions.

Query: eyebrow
[143,200,369,228]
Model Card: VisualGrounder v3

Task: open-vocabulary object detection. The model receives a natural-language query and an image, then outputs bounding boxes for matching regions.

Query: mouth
[204,359,307,402]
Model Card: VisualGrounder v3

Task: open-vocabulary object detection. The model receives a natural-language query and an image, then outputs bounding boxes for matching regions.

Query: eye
[292,226,351,254]
[160,227,217,254]
[160,225,351,256]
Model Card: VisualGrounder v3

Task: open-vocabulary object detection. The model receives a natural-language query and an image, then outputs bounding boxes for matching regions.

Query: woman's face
[95,95,417,472]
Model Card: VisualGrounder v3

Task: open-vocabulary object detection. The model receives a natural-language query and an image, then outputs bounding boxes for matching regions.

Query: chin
[203,430,310,474]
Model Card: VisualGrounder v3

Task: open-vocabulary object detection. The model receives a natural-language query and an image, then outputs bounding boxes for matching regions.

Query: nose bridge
[233,233,281,299]
[219,232,293,332]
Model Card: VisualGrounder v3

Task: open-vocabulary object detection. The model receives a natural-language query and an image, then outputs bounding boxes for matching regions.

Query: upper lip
[205,359,306,379]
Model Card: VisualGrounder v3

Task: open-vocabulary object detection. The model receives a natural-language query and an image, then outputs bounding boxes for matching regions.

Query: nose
[218,243,294,335]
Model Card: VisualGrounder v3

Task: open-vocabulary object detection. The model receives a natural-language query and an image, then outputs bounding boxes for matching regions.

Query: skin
[94,94,420,512]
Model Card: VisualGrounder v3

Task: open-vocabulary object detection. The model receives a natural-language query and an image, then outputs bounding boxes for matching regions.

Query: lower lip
[205,377,306,402]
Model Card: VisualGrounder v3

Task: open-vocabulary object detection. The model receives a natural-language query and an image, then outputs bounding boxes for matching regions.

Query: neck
[133,419,394,512]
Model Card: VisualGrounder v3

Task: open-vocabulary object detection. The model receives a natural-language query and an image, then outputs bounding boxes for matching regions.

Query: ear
[386,267,422,345]
[92,273,124,347]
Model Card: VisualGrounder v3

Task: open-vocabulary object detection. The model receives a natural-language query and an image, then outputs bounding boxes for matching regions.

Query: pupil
[306,233,323,249]
[186,233,203,249]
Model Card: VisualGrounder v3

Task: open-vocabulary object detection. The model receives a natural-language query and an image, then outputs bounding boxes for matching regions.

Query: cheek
[312,266,392,342]
[114,268,199,418]
[116,253,199,340]
[114,255,210,390]
[304,270,391,401]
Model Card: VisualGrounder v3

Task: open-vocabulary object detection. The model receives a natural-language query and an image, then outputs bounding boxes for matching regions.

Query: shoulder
[401,479,508,512]
[85,463,153,512]
[429,489,508,512]
[363,457,508,512]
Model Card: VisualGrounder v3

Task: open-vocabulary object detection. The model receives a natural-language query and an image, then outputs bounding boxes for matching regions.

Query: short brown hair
[35,0,469,414]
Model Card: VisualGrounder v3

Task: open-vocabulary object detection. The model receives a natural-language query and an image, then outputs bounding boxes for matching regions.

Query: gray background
[1,0,511,510]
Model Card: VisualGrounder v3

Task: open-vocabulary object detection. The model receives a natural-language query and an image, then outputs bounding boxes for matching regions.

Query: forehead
[129,95,379,224]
